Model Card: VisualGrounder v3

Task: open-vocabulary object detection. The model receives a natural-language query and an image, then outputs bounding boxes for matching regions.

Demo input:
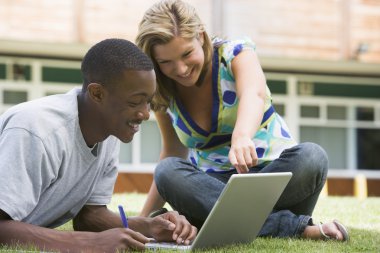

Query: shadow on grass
[188,228,380,253]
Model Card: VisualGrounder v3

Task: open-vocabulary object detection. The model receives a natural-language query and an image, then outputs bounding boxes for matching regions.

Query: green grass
[1,195,380,252]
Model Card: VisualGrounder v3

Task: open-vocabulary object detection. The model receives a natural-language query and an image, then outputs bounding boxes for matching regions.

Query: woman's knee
[154,157,199,188]
[154,157,184,186]
[298,142,328,176]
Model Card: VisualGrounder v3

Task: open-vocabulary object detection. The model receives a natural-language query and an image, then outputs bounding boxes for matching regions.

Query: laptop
[145,172,292,251]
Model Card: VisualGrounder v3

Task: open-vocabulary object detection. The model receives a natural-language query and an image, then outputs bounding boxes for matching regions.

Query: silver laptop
[145,172,292,251]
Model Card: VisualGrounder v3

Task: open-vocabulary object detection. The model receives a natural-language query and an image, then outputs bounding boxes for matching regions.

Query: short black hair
[81,38,154,89]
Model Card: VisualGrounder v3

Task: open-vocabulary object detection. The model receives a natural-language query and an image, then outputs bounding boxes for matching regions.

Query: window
[119,143,132,163]
[327,106,347,120]
[356,107,374,121]
[42,67,82,84]
[267,80,287,94]
[357,128,380,170]
[0,64,6,79]
[300,126,347,169]
[273,103,285,116]
[140,121,161,163]
[3,90,28,104]
[12,64,31,81]
[300,105,320,118]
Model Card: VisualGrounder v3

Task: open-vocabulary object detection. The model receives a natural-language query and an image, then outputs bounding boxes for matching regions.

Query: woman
[136,0,348,242]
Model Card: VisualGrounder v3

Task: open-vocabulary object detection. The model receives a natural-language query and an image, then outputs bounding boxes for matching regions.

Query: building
[1,0,379,195]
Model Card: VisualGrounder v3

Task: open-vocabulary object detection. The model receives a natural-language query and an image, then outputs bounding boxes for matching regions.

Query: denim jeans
[154,142,328,237]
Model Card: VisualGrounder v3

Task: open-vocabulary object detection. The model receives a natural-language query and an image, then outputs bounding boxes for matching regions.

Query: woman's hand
[229,135,258,173]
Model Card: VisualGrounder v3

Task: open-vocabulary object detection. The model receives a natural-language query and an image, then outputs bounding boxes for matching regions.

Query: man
[0,38,197,252]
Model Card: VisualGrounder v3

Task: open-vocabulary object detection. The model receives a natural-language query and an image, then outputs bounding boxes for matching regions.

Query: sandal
[148,207,168,218]
[318,219,349,242]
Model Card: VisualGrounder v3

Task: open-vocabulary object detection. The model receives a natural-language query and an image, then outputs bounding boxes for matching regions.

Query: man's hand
[148,211,197,245]
[0,219,150,253]
[90,228,150,252]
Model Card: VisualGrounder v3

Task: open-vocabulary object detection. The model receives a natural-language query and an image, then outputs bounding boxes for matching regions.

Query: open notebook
[145,172,292,251]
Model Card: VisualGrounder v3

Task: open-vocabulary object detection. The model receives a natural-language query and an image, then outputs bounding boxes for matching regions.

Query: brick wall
[225,0,343,59]
[0,0,212,43]
[224,0,380,62]
[0,0,76,42]
[0,0,379,61]
[350,0,380,62]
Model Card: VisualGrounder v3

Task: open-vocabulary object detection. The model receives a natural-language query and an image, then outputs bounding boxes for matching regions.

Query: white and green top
[168,38,297,173]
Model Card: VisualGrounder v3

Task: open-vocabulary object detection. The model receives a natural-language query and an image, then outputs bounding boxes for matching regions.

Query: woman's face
[152,35,205,87]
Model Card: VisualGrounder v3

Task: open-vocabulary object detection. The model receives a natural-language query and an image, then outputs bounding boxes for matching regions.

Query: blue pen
[118,205,128,228]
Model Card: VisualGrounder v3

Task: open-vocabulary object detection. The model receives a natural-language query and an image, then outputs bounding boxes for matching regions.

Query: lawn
[1,194,379,252]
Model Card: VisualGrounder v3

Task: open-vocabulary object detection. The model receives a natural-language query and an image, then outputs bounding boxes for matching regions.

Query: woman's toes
[322,222,343,240]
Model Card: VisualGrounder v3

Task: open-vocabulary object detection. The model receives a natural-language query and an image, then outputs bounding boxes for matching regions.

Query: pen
[118,205,128,228]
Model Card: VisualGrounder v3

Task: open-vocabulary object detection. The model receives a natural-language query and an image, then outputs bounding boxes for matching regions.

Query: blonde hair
[136,0,213,111]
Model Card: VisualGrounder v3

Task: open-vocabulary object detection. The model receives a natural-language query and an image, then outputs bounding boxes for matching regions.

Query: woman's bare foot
[302,220,349,241]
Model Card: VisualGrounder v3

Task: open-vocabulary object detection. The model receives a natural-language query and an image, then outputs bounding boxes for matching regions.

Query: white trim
[117,166,380,179]
[295,73,380,86]
[131,131,141,166]
[1,40,379,76]
[0,40,89,60]
[261,57,380,77]
[347,105,357,172]
[0,56,82,67]
[328,169,380,179]
[286,75,299,141]
[118,163,156,173]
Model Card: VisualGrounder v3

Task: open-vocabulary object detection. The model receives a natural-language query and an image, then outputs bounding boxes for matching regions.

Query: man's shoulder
[1,90,79,137]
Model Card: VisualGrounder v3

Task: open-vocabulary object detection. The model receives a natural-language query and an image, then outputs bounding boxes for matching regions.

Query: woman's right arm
[140,111,188,217]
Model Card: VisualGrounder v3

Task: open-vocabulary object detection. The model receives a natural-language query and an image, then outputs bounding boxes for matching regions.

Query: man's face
[99,69,156,143]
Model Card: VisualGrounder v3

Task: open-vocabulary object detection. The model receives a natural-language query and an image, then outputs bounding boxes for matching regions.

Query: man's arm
[0,209,149,252]
[73,205,125,232]
[74,205,197,245]
[74,205,154,235]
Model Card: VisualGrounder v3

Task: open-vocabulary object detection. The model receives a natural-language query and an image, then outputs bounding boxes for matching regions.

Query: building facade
[1,0,380,195]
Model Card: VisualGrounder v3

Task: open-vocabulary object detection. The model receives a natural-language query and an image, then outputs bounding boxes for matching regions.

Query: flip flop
[318,219,349,242]
[333,220,350,242]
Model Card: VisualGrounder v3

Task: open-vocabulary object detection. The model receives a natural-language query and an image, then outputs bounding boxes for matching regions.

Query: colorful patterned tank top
[168,38,297,173]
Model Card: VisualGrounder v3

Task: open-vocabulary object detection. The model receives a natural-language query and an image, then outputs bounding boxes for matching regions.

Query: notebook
[145,172,292,251]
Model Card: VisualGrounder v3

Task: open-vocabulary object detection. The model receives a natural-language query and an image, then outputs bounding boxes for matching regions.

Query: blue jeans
[154,142,328,237]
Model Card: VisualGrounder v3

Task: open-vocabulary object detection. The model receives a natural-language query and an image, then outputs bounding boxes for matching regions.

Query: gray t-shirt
[0,88,120,228]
